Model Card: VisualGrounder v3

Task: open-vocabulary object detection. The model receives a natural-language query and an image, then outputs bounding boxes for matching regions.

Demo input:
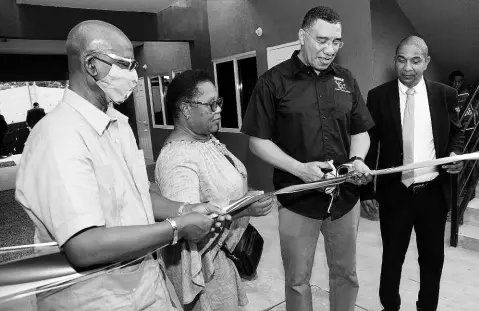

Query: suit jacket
[361,79,465,210]
[26,108,46,129]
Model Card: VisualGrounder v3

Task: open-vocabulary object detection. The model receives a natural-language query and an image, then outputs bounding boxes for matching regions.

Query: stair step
[458,224,479,252]
[464,199,479,227]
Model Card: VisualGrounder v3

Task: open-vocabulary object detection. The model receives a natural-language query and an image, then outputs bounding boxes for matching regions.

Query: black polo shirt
[241,51,374,220]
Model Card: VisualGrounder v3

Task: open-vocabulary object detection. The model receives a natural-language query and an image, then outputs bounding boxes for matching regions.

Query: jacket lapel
[388,80,403,145]
[425,80,443,157]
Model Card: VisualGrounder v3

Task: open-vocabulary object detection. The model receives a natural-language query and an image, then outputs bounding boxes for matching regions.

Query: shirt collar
[62,88,127,136]
[398,76,426,95]
[291,50,338,76]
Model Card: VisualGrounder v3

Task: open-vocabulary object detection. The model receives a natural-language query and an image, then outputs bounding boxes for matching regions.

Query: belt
[409,179,436,193]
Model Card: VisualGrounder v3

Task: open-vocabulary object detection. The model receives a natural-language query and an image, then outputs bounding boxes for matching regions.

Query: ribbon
[1,152,478,304]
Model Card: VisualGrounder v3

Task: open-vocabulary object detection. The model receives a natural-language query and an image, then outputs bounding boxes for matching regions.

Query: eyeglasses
[187,97,224,112]
[92,53,138,71]
[303,29,344,49]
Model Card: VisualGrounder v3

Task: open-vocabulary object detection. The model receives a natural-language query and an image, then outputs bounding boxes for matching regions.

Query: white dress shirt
[398,78,438,183]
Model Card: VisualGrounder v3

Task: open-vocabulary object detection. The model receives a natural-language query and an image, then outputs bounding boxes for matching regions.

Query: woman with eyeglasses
[155,70,274,311]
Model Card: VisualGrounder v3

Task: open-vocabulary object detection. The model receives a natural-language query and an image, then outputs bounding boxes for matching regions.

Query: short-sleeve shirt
[241,51,374,220]
[14,89,178,310]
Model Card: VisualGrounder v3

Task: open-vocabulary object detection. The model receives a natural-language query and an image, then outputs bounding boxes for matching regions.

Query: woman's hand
[244,196,275,217]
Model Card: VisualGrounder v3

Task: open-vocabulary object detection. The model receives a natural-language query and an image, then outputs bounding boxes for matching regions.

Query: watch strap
[349,156,364,163]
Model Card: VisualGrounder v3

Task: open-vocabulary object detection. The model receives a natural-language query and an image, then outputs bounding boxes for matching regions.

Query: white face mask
[96,64,138,104]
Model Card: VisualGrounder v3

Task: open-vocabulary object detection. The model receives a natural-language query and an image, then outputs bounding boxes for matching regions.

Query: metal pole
[450,175,459,247]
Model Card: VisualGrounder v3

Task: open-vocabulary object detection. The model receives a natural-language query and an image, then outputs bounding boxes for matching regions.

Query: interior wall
[0,54,68,82]
[157,0,213,74]
[397,0,479,86]
[370,0,446,88]
[133,42,191,159]
[0,0,213,76]
[0,1,159,40]
[207,0,374,191]
[207,0,374,95]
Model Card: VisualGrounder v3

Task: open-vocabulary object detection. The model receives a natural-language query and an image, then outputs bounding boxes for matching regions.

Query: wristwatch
[349,156,365,163]
[165,218,178,245]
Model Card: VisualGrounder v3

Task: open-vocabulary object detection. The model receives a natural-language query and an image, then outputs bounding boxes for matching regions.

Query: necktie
[402,88,415,187]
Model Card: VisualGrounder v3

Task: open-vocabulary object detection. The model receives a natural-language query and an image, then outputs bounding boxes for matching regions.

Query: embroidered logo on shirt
[333,77,351,93]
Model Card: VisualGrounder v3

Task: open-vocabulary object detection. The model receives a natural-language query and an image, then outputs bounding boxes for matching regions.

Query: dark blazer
[26,108,46,129]
[361,79,465,210]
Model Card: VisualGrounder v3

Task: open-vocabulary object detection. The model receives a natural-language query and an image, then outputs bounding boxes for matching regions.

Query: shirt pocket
[333,88,353,114]
[95,164,121,227]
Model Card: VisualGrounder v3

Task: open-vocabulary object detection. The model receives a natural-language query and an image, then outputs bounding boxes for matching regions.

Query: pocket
[95,165,120,226]
[333,89,353,114]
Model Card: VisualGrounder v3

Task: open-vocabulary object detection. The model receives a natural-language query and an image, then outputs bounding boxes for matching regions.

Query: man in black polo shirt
[241,6,374,311]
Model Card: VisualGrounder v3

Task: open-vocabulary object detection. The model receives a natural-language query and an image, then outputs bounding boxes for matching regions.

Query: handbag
[217,144,264,276]
[221,223,264,277]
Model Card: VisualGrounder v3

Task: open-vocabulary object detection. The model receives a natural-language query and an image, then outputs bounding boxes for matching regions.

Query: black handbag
[222,223,264,277]
[218,148,264,277]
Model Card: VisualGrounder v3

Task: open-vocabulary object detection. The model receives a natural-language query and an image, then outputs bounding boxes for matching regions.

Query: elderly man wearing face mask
[15,20,229,311]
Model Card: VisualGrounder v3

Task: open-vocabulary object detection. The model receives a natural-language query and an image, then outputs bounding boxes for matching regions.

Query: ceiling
[16,0,179,13]
[0,39,143,55]
[397,0,479,84]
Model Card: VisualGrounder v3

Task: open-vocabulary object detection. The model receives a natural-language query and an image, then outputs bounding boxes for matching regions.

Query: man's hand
[361,199,379,221]
[347,160,373,185]
[442,152,464,174]
[175,212,220,243]
[184,203,231,231]
[296,161,333,183]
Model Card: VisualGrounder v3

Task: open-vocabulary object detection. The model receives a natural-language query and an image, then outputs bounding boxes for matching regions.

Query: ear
[298,28,305,46]
[180,103,191,119]
[84,55,98,77]
[424,55,431,69]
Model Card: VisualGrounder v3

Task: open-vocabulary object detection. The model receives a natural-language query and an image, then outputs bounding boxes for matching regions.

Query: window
[213,52,258,131]
[147,74,174,128]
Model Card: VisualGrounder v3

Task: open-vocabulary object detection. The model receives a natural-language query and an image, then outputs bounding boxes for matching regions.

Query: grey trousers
[279,202,360,311]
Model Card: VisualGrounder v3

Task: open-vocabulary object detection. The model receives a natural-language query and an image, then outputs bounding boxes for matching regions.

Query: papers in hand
[223,190,271,214]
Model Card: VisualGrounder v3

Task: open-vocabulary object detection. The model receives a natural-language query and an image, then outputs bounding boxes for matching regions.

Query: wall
[0,1,159,41]
[0,54,68,82]
[0,0,212,76]
[207,0,374,191]
[133,42,192,159]
[207,0,374,95]
[370,0,445,88]
[157,0,213,74]
[397,0,479,86]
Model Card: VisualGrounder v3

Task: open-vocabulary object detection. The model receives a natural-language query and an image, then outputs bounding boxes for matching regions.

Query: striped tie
[402,87,415,187]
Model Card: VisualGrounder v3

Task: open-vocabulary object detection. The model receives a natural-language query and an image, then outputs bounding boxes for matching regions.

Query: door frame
[133,76,154,160]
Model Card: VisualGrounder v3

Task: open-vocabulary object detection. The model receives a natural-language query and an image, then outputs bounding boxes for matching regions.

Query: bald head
[66,20,133,73]
[395,35,428,58]
[394,35,430,87]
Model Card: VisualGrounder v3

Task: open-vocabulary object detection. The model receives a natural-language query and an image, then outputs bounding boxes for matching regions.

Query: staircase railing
[451,84,479,247]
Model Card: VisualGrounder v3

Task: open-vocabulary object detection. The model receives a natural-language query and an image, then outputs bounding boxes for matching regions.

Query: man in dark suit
[26,102,46,129]
[360,36,465,311]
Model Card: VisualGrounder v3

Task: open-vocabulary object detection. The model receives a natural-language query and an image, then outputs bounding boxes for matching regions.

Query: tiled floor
[1,156,479,310]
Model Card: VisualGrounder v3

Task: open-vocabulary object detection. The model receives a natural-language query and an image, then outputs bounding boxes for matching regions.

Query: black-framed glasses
[187,97,224,112]
[303,29,344,49]
[92,53,138,71]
